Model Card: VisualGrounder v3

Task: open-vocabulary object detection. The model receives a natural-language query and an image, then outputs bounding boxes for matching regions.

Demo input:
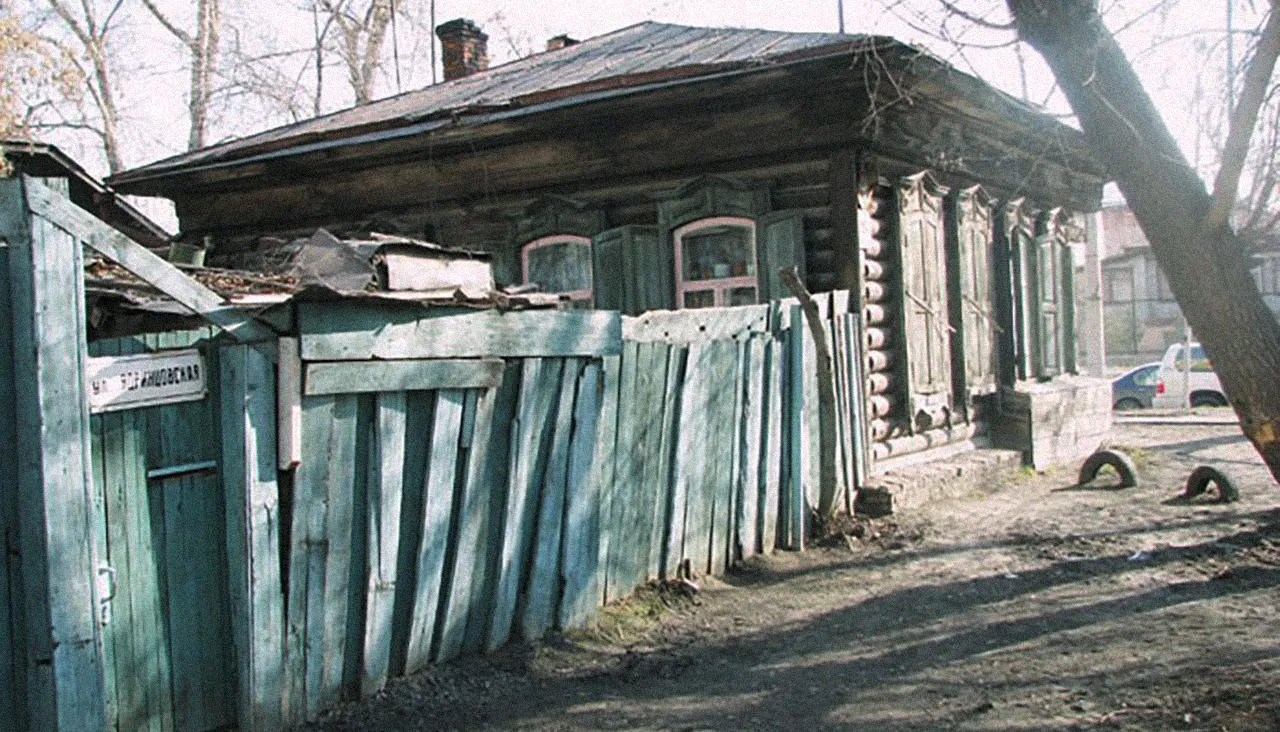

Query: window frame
[673,215,760,309]
[521,234,594,303]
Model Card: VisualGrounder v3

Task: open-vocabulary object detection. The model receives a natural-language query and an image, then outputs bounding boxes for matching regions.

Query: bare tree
[140,0,221,150]
[1001,0,1280,480]
[41,0,127,172]
[315,0,395,106]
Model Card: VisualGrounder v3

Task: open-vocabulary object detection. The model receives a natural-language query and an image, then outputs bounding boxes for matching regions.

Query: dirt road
[306,422,1280,731]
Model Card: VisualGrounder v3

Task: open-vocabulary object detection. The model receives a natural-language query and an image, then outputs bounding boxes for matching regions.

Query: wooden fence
[1,177,869,731]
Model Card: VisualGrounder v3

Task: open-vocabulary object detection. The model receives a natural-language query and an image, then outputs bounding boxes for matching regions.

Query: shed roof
[109,22,935,186]
[4,139,173,247]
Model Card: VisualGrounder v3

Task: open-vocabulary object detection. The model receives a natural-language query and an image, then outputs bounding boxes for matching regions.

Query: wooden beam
[220,342,285,731]
[298,303,621,360]
[303,358,505,395]
[22,177,275,344]
[277,338,302,470]
[1,177,108,731]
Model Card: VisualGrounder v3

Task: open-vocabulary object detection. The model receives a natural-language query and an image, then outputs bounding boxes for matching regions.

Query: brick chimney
[436,18,489,81]
[546,34,579,52]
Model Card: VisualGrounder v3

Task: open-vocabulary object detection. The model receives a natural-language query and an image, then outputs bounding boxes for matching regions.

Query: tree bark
[1005,0,1280,482]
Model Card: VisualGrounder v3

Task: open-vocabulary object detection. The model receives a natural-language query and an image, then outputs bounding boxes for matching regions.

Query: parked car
[1152,342,1228,408]
[1111,362,1160,410]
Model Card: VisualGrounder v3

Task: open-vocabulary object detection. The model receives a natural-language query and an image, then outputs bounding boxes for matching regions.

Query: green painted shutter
[757,210,805,302]
[594,225,668,315]
[590,228,624,310]
[1035,233,1061,378]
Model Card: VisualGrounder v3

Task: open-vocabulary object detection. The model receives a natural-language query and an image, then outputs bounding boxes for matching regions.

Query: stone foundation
[990,375,1112,470]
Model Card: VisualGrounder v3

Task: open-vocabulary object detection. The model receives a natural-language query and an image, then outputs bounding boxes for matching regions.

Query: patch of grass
[570,581,697,646]
[1107,444,1155,469]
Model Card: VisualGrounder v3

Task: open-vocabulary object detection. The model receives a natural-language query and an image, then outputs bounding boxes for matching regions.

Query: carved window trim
[521,234,594,303]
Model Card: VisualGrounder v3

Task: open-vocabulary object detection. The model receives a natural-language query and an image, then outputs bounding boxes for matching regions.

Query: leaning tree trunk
[1005,0,1280,483]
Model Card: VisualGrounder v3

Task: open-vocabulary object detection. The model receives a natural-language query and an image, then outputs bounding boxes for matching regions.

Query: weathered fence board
[220,342,285,731]
[558,361,604,628]
[0,197,19,732]
[588,356,622,605]
[361,392,407,695]
[304,359,504,395]
[521,361,580,640]
[299,304,621,360]
[3,179,107,732]
[404,390,462,670]
[488,359,563,649]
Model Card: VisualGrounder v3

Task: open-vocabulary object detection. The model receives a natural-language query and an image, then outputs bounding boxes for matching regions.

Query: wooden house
[111,19,1112,477]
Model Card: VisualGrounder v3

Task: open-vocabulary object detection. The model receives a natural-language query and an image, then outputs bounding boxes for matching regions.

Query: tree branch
[1203,3,1280,236]
[139,0,194,47]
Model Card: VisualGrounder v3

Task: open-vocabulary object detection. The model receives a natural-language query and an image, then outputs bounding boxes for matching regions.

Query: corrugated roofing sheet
[115,22,870,181]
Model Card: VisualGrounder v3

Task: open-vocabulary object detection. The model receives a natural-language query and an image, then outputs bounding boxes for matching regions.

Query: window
[674,216,758,309]
[522,235,593,303]
[1103,269,1134,302]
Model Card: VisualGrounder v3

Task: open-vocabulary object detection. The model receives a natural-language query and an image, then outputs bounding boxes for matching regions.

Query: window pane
[526,239,591,293]
[683,289,716,309]
[681,225,754,281]
[728,286,757,306]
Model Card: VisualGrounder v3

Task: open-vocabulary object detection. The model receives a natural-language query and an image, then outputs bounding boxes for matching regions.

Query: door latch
[96,564,116,626]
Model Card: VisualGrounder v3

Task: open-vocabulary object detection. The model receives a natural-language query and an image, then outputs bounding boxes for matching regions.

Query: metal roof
[112,22,876,184]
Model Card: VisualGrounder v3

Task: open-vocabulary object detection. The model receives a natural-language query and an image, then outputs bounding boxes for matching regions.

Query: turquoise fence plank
[635,343,670,584]
[285,394,343,721]
[403,390,462,669]
[787,307,808,550]
[605,345,640,601]
[220,342,285,732]
[89,344,119,732]
[558,360,604,629]
[587,356,621,607]
[521,360,580,640]
[762,338,784,554]
[2,178,107,732]
[672,342,714,576]
[284,395,332,722]
[648,345,685,579]
[318,396,360,710]
[341,395,375,694]
[488,359,564,649]
[388,391,434,678]
[739,337,767,559]
[843,315,870,498]
[468,366,520,652]
[706,340,739,577]
[361,392,407,696]
[620,344,658,592]
[437,386,499,661]
[0,217,19,732]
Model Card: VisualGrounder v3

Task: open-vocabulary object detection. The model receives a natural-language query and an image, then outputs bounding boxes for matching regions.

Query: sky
[93,0,1255,224]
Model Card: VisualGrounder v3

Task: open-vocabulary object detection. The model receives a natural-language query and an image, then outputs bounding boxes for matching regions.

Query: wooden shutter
[948,187,997,397]
[757,210,805,302]
[592,225,668,315]
[997,200,1037,382]
[1035,233,1060,377]
[591,228,625,311]
[897,173,952,416]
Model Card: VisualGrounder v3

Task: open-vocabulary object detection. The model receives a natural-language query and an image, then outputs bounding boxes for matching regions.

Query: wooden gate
[88,331,236,731]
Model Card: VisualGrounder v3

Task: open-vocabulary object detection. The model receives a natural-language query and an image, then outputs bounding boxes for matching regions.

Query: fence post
[0,177,107,730]
[221,341,285,731]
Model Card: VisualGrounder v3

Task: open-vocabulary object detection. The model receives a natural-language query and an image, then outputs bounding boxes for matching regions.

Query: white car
[1152,342,1228,408]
